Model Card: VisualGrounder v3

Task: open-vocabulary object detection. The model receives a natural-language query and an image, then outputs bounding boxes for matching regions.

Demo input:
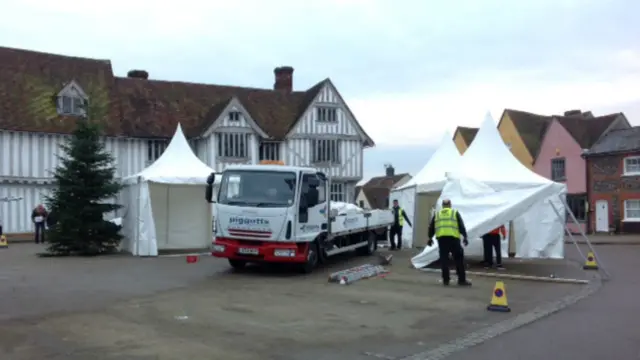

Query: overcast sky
[2,0,639,181]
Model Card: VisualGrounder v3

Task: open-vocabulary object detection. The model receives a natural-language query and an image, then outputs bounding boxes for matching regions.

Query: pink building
[534,110,630,233]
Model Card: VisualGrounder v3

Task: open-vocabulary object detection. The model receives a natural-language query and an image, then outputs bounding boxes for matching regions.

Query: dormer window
[59,95,85,115]
[229,111,241,122]
[56,81,89,116]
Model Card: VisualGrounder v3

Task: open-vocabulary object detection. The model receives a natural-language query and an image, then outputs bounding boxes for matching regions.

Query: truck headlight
[212,244,225,253]
[274,249,296,257]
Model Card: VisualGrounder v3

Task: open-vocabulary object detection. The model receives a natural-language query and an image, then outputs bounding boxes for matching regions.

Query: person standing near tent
[389,199,412,250]
[427,199,472,286]
[31,204,48,244]
[482,225,506,270]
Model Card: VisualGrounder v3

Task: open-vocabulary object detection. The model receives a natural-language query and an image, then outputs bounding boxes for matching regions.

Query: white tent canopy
[121,124,218,256]
[390,132,462,248]
[412,113,567,268]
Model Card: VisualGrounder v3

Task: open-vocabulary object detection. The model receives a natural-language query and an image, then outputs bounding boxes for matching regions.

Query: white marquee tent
[121,124,218,256]
[412,113,567,268]
[390,132,462,248]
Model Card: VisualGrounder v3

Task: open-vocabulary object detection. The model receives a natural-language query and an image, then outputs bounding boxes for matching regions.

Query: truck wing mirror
[307,176,319,188]
[206,172,216,185]
[205,184,214,203]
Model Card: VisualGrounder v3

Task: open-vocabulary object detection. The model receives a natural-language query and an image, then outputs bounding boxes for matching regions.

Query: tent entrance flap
[148,182,212,251]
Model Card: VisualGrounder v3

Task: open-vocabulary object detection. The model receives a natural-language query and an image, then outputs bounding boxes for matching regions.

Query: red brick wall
[587,151,640,234]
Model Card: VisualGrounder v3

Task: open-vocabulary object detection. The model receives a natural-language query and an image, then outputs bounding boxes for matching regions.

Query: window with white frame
[58,95,86,116]
[217,133,249,158]
[312,139,340,164]
[623,156,640,175]
[147,139,169,164]
[624,199,640,221]
[316,106,337,122]
[330,182,345,202]
[259,142,280,161]
[228,111,241,122]
[551,158,566,181]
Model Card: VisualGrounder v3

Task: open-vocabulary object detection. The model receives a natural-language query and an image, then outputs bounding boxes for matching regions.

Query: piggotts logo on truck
[227,217,272,239]
[229,217,270,226]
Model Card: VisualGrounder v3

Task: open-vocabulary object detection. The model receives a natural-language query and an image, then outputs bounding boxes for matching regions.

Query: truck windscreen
[218,171,297,208]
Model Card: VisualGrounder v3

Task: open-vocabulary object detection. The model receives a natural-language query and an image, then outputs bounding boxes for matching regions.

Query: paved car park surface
[0,242,596,360]
[444,244,640,360]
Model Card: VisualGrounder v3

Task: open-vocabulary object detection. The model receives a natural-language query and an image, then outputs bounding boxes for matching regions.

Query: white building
[0,47,375,234]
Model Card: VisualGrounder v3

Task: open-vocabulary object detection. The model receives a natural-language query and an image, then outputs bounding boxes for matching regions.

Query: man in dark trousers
[31,204,48,244]
[482,225,506,270]
[390,199,412,250]
[427,199,472,286]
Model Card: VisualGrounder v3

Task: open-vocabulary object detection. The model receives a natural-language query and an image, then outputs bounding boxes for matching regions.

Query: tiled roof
[502,109,554,159]
[0,46,367,142]
[363,173,410,188]
[454,126,478,145]
[0,46,124,136]
[361,186,391,209]
[553,113,623,149]
[586,126,640,156]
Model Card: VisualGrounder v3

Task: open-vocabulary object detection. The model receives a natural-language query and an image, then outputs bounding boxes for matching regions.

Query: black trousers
[437,237,466,283]
[482,233,502,266]
[389,225,403,249]
[34,223,45,243]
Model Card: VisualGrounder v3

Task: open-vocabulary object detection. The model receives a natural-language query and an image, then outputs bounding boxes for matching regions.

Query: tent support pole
[549,200,587,261]
[165,185,170,249]
[558,194,610,279]
[550,196,609,279]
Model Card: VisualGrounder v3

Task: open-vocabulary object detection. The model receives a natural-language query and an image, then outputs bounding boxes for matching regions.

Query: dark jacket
[392,206,412,227]
[428,209,467,239]
[31,208,48,224]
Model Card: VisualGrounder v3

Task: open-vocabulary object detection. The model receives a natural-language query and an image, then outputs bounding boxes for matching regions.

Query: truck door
[297,173,327,242]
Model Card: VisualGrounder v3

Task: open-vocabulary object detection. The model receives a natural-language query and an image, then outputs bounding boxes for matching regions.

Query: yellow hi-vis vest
[435,208,460,239]
[396,207,404,226]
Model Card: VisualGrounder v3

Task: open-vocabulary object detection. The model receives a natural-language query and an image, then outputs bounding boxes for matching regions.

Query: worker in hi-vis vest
[427,199,472,287]
[390,199,412,250]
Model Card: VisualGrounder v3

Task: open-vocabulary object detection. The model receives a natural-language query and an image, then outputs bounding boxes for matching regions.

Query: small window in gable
[229,111,241,122]
[58,95,86,116]
[316,107,337,122]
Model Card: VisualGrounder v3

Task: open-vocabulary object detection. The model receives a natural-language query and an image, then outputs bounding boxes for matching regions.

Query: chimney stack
[385,164,395,177]
[564,109,582,116]
[273,66,294,92]
[127,70,149,80]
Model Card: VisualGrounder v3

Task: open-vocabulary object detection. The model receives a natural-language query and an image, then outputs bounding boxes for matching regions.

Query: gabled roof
[453,126,478,145]
[585,126,640,156]
[553,113,624,149]
[361,186,391,209]
[362,173,410,188]
[500,109,553,158]
[0,46,371,143]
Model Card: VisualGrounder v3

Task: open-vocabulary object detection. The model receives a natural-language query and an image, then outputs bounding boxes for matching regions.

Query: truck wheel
[300,241,319,274]
[228,259,247,269]
[357,232,376,256]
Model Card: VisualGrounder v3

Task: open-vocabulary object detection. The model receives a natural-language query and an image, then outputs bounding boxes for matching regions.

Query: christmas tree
[25,75,124,256]
[44,117,123,256]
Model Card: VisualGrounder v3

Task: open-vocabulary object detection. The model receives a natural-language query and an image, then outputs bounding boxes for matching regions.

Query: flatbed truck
[205,163,394,273]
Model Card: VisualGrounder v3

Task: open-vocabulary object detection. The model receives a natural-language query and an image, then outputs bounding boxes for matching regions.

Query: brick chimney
[385,164,395,177]
[127,70,149,80]
[273,66,294,92]
[564,109,582,116]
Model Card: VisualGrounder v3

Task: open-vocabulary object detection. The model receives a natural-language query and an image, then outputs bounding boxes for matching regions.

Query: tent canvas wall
[121,124,219,256]
[390,132,462,248]
[412,114,567,268]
